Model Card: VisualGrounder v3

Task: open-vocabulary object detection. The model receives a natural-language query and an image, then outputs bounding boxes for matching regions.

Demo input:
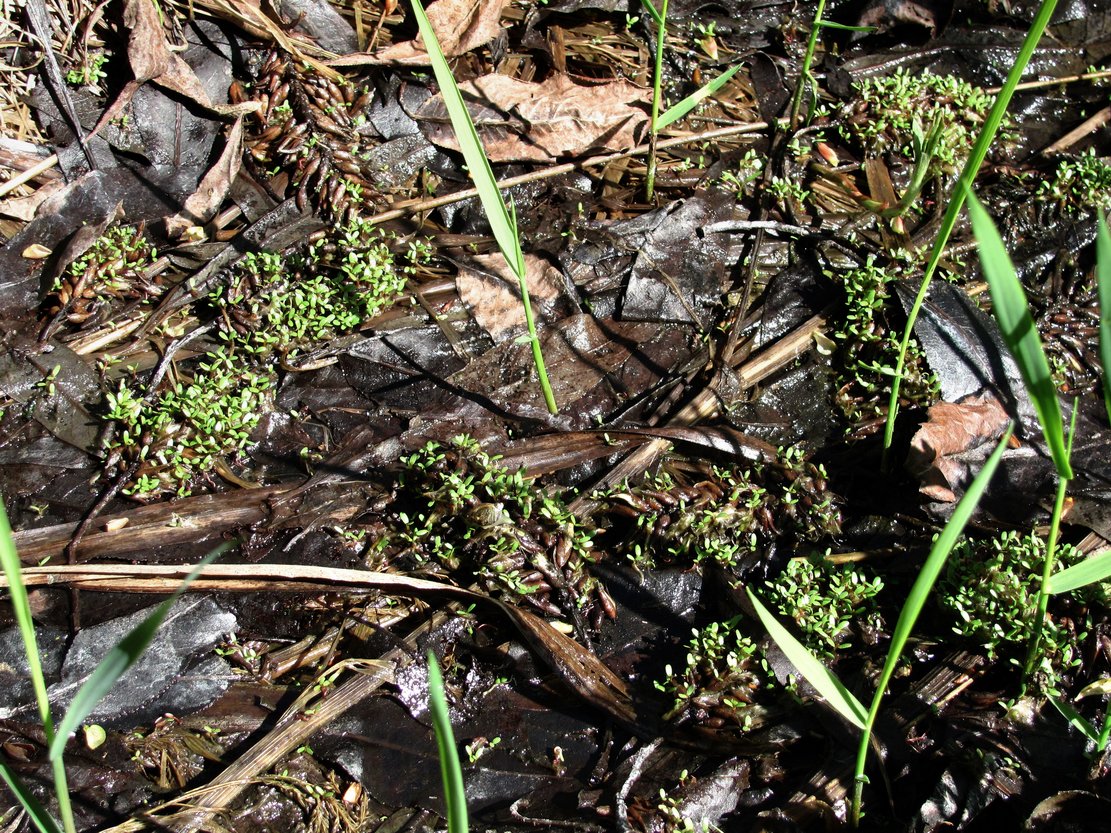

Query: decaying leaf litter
[3,0,1111,828]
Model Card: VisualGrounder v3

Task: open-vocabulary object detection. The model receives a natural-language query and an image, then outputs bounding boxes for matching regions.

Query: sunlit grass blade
[1097,210,1111,425]
[0,502,75,833]
[49,540,236,760]
[745,588,867,729]
[851,423,1012,826]
[654,63,742,130]
[968,191,1071,479]
[1048,694,1101,743]
[638,0,664,24]
[409,0,556,413]
[1046,549,1111,594]
[0,764,63,833]
[427,653,468,833]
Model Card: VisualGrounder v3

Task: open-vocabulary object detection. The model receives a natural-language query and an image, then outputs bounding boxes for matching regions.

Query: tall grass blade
[427,653,468,833]
[745,588,867,729]
[1097,210,1111,425]
[0,765,63,833]
[1047,549,1111,594]
[880,0,1062,466]
[967,191,1071,479]
[49,540,236,760]
[638,0,664,24]
[1047,694,1101,743]
[0,502,75,833]
[850,423,1013,826]
[654,64,742,130]
[410,0,557,413]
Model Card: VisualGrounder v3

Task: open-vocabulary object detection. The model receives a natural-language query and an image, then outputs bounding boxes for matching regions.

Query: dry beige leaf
[165,118,245,238]
[419,73,650,162]
[370,0,509,63]
[456,253,571,341]
[21,243,52,259]
[121,0,259,117]
[906,394,1011,503]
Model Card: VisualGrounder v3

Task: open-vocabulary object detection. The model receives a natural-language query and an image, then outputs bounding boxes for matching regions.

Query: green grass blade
[1098,210,1111,425]
[1047,694,1101,743]
[851,424,1012,826]
[746,587,867,729]
[655,64,742,130]
[638,0,664,25]
[968,191,1071,479]
[0,764,63,833]
[1047,549,1111,594]
[49,541,235,760]
[427,653,468,833]
[410,0,522,276]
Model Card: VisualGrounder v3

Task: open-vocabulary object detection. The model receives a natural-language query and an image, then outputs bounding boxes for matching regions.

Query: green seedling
[0,499,232,833]
[1049,678,1111,755]
[409,0,557,414]
[1098,210,1111,425]
[1038,149,1111,214]
[881,0,1063,467]
[427,654,468,833]
[789,0,873,128]
[639,0,742,200]
[748,425,1012,827]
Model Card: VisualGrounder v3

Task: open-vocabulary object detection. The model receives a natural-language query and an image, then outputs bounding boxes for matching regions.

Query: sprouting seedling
[639,0,742,200]
[880,0,1063,469]
[1097,209,1111,425]
[409,0,557,414]
[0,501,233,833]
[748,425,1012,827]
[788,0,873,129]
[427,653,468,833]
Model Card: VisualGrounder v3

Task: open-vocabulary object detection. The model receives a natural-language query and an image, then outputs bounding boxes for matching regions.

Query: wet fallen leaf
[419,73,649,162]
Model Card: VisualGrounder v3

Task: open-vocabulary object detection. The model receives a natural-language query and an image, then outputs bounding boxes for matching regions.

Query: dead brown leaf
[367,0,509,63]
[455,253,571,341]
[120,0,260,117]
[165,119,245,238]
[419,73,650,162]
[907,394,1011,502]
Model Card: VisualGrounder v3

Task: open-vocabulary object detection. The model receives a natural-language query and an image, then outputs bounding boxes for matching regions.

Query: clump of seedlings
[831,256,940,422]
[655,617,776,734]
[836,70,1008,174]
[45,224,160,327]
[1037,148,1111,215]
[237,49,378,223]
[603,447,841,572]
[766,553,883,658]
[393,435,612,630]
[106,223,424,498]
[938,531,1098,695]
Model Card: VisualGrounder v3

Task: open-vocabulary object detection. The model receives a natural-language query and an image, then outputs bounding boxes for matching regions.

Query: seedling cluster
[106,221,424,497]
[395,435,609,628]
[603,448,840,571]
[1037,148,1111,215]
[939,530,1093,695]
[837,70,1008,174]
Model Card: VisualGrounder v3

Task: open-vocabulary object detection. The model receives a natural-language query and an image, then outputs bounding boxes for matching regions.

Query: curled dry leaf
[455,253,571,341]
[419,73,650,162]
[165,118,245,239]
[369,0,509,62]
[906,393,1011,503]
[21,243,52,259]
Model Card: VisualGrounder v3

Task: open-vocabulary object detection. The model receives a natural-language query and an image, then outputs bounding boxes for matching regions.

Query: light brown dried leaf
[456,253,570,341]
[370,0,509,62]
[907,394,1011,503]
[419,73,649,162]
[165,119,245,238]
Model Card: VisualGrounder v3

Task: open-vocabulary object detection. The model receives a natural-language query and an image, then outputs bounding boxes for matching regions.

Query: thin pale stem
[645,0,668,201]
[514,264,558,414]
[1022,463,1071,689]
[789,0,826,129]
